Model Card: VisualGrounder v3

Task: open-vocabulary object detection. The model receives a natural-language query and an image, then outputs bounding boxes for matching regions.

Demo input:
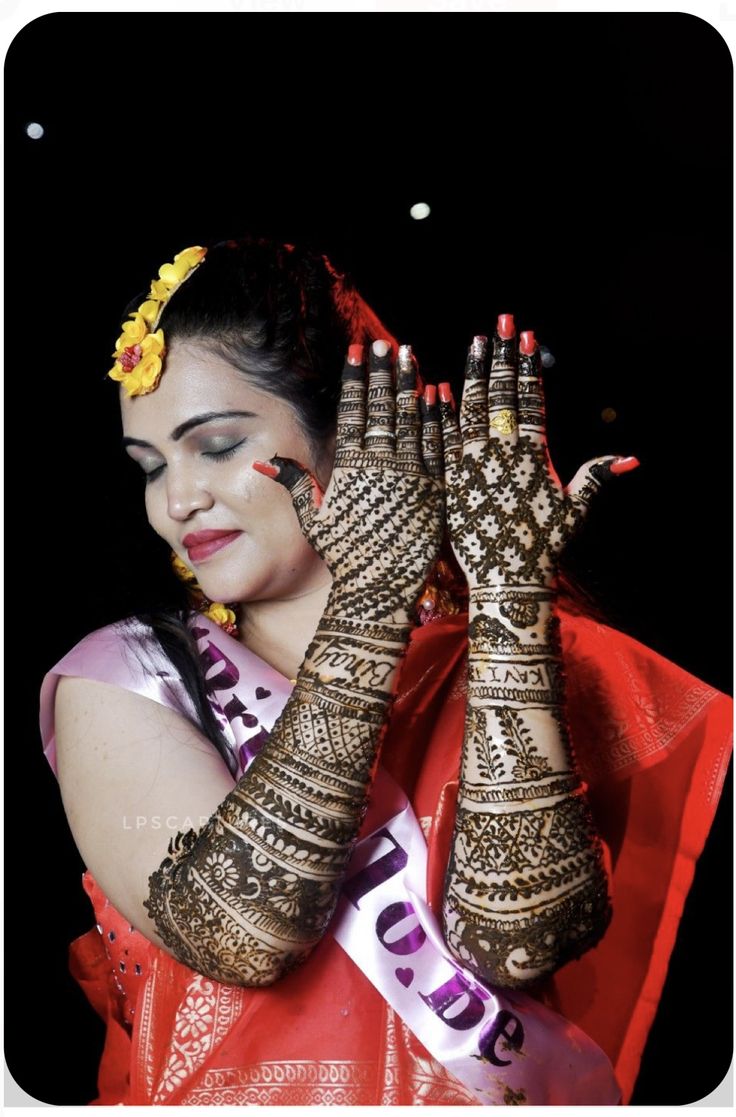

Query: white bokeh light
[26,122,44,140]
[409,202,431,221]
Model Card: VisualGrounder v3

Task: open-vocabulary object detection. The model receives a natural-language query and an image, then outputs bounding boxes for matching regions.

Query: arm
[143,601,414,986]
[56,342,443,988]
[438,325,635,988]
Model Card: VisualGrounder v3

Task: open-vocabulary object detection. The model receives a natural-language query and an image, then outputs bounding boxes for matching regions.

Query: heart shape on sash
[395,967,414,988]
[255,687,271,700]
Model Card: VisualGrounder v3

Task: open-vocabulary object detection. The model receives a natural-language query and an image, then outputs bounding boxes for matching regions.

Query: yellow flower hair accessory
[170,551,239,637]
[108,246,207,397]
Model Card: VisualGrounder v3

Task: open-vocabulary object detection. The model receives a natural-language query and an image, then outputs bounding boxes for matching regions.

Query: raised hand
[147,347,447,987]
[438,320,638,591]
[255,340,445,622]
[436,316,636,988]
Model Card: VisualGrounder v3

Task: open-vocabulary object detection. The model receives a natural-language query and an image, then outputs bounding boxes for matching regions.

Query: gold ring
[489,409,517,435]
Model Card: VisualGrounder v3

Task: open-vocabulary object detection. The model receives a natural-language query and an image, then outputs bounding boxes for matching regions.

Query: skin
[57,329,613,988]
[115,339,445,985]
[438,329,615,986]
[121,339,336,680]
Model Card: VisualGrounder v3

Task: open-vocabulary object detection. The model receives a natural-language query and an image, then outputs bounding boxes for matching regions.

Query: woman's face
[121,339,334,607]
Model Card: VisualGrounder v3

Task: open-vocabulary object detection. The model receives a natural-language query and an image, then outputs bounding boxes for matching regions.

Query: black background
[5,12,733,1106]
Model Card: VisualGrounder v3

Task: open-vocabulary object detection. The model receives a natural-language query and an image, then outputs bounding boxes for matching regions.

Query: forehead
[120,340,288,438]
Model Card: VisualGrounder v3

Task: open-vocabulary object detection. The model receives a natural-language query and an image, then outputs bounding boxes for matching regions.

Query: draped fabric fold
[41,606,732,1104]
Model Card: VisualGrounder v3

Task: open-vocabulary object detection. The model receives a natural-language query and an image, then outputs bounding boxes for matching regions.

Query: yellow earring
[170,551,239,637]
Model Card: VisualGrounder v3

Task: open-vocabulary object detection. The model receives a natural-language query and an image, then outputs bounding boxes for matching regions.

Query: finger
[517,331,547,447]
[335,344,366,453]
[438,382,463,471]
[419,384,443,478]
[365,338,396,455]
[488,313,518,444]
[395,344,422,465]
[564,455,641,527]
[252,455,323,533]
[458,334,489,447]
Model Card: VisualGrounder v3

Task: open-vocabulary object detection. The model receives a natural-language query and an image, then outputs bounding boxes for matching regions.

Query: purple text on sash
[343,824,525,1064]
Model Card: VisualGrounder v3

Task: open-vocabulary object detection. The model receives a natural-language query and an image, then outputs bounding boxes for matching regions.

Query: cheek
[144,487,164,531]
[143,485,183,550]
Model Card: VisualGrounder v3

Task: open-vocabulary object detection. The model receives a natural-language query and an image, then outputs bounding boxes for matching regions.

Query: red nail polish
[348,343,363,366]
[252,460,280,478]
[610,456,640,475]
[519,330,537,355]
[424,384,437,407]
[497,313,515,340]
[438,383,452,404]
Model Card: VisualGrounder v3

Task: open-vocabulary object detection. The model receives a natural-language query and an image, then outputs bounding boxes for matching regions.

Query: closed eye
[203,439,247,462]
[142,440,247,484]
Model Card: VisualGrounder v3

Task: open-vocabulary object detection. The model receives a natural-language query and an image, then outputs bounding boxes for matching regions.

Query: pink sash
[40,614,620,1104]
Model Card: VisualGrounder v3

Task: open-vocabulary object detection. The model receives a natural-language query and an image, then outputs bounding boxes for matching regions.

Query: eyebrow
[122,410,258,450]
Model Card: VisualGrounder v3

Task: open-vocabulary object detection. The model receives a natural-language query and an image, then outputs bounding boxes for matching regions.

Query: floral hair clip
[108,245,207,397]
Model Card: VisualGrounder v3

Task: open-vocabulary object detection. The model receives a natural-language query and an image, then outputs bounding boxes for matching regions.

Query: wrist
[466,586,566,713]
[468,585,558,649]
[323,587,415,632]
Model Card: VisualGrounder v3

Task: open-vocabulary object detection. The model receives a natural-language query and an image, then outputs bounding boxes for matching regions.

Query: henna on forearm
[145,342,444,986]
[440,327,614,989]
[144,601,412,987]
[442,586,611,989]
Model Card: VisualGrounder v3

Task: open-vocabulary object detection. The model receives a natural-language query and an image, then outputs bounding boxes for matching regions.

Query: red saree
[42,606,732,1104]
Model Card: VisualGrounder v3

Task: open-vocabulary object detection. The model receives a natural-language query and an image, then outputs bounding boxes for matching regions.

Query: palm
[309,462,443,616]
[440,331,608,591]
[271,344,444,621]
[446,439,576,589]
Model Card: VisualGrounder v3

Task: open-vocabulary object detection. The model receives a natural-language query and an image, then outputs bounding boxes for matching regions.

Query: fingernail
[372,339,390,357]
[610,456,640,475]
[252,460,280,478]
[397,344,416,391]
[497,313,515,340]
[519,330,537,355]
[424,384,437,407]
[470,335,488,360]
[310,478,324,509]
[348,343,363,366]
[398,343,413,370]
[438,382,453,404]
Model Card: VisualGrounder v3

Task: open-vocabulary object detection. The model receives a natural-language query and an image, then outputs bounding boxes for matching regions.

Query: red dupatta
[50,606,731,1104]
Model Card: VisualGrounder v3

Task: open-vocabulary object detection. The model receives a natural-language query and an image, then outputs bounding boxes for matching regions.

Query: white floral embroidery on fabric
[177,994,215,1040]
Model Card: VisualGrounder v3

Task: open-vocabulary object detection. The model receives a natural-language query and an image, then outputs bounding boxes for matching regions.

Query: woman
[40,235,731,1105]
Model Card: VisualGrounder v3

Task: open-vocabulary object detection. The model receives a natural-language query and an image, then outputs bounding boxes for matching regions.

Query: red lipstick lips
[182,530,242,563]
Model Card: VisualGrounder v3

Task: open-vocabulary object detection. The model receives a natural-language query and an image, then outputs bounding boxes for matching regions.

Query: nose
[165,464,215,522]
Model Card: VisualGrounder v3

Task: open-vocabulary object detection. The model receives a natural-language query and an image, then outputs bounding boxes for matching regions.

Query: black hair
[121,233,609,776]
[125,234,401,775]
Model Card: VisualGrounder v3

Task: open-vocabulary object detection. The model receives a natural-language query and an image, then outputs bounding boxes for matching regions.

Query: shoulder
[40,613,200,777]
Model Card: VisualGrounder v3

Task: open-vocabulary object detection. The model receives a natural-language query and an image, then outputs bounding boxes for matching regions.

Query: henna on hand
[145,342,445,986]
[438,321,630,988]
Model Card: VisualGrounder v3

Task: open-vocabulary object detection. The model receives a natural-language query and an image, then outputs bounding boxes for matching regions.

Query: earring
[170,551,240,637]
[416,555,468,625]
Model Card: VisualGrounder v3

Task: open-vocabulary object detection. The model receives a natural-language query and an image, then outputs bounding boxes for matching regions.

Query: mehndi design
[145,342,444,986]
[439,321,626,988]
